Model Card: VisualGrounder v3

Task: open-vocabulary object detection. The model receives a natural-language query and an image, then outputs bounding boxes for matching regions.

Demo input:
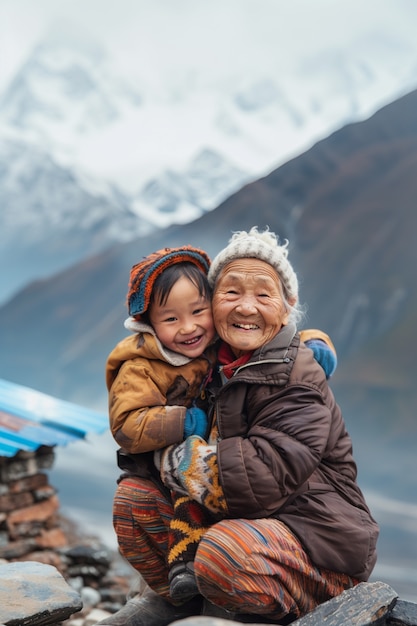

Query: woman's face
[212,258,293,357]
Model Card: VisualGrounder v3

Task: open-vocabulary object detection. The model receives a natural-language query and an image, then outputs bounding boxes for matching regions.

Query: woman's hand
[158,436,227,514]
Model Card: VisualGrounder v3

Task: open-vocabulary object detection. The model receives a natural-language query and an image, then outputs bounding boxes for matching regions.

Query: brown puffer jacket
[106,319,216,457]
[210,322,379,581]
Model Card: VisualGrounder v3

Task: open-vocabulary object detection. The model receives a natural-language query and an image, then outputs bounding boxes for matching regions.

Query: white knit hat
[208,226,298,301]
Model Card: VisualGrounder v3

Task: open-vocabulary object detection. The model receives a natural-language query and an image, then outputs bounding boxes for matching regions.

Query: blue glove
[183,407,208,438]
[305,339,337,379]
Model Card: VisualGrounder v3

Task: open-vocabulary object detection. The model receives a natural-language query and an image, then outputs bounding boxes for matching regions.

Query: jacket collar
[224,322,298,381]
[255,322,297,359]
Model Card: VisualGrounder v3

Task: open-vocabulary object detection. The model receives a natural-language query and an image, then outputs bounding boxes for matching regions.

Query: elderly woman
[99,227,378,626]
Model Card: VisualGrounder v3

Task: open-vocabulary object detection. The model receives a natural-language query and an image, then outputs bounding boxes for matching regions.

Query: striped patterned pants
[113,476,356,621]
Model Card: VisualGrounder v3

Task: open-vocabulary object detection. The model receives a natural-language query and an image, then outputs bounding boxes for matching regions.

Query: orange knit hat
[127,246,211,319]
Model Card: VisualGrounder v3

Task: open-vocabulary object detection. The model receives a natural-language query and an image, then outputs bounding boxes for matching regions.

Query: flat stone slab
[174,580,400,626]
[0,561,82,626]
[388,599,417,625]
[291,580,398,626]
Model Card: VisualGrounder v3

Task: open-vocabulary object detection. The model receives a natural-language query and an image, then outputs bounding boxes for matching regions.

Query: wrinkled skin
[212,258,295,357]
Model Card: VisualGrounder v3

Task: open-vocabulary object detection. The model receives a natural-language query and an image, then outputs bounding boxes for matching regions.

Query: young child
[105,245,338,603]
[106,246,219,603]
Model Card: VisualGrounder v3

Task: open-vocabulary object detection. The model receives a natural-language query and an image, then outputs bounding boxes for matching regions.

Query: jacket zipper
[232,356,291,375]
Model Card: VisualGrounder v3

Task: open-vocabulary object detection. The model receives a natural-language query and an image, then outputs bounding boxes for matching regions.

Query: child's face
[149,275,215,358]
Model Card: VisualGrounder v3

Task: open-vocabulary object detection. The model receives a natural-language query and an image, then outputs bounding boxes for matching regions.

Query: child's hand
[184,407,208,438]
[305,339,337,379]
[159,436,227,514]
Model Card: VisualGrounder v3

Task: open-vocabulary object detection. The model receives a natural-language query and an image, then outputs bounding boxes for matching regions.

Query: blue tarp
[0,378,108,457]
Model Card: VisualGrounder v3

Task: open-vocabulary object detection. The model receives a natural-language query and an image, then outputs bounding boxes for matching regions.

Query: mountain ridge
[2,33,417,303]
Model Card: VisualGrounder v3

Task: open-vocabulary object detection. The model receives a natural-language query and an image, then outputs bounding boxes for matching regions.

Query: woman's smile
[232,322,260,330]
[212,258,290,354]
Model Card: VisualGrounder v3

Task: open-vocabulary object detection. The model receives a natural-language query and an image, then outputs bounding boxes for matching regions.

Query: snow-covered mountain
[0,37,142,137]
[1,31,417,303]
[0,135,153,303]
[134,148,248,228]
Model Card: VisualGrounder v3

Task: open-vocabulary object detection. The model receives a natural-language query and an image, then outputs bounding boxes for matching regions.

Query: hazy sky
[1,0,417,91]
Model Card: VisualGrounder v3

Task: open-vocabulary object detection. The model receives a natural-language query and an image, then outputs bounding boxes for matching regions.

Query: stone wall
[0,446,133,625]
[0,446,69,566]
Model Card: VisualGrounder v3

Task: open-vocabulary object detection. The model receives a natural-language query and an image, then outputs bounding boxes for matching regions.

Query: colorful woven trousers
[113,476,357,621]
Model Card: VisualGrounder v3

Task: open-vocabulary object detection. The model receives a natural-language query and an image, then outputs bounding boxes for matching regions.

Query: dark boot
[96,585,202,626]
[168,561,199,601]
